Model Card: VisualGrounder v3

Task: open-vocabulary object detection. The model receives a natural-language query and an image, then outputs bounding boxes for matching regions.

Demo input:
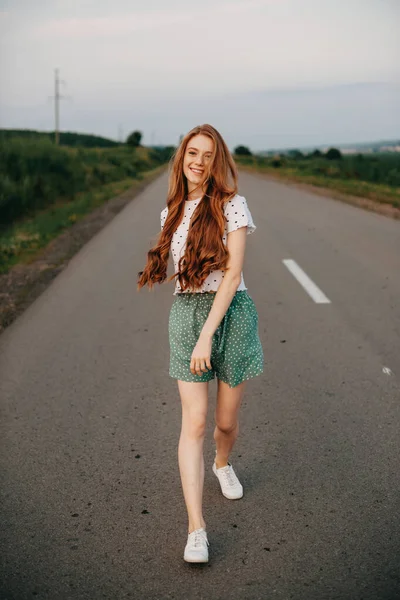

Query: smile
[190,167,203,175]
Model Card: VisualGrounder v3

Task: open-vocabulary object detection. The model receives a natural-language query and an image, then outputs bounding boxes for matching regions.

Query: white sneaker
[212,460,243,499]
[183,527,209,563]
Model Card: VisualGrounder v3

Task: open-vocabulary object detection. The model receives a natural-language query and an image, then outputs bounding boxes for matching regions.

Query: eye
[188,151,196,155]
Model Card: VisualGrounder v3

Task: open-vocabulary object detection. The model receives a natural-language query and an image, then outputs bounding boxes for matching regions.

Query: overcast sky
[0,0,399,150]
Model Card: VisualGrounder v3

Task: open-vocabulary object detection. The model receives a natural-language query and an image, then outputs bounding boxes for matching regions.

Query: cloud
[213,0,277,14]
[31,0,277,39]
[33,11,191,38]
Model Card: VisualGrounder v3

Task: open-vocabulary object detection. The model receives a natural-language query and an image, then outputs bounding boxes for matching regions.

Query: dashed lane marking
[283,259,331,304]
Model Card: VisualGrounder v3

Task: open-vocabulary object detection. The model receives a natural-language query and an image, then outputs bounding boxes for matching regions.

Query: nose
[194,155,204,166]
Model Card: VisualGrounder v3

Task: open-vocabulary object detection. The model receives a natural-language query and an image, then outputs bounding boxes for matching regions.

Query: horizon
[1,126,399,155]
[1,0,399,150]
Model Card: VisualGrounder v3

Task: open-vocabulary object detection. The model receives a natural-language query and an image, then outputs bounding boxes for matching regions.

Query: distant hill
[259,139,400,156]
[334,140,400,154]
[0,129,119,148]
[341,139,400,150]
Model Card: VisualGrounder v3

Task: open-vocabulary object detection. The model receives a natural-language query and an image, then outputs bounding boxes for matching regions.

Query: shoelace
[191,530,209,547]
[219,465,238,487]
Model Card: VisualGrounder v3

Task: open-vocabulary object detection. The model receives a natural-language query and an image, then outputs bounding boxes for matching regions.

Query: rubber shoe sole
[183,528,209,563]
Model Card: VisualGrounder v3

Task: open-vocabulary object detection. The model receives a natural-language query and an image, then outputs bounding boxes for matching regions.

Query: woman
[137,124,264,563]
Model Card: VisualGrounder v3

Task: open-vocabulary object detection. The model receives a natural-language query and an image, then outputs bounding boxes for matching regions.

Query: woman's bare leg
[177,379,209,534]
[214,379,246,468]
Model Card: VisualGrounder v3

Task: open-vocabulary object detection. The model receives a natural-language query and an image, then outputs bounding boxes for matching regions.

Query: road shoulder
[238,166,400,221]
[0,167,166,335]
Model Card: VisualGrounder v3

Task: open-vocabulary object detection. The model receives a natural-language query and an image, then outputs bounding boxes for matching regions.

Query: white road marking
[283,259,331,304]
[382,367,393,376]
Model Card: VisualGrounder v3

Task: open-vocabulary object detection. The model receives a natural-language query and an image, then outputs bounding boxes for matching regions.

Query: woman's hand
[190,334,212,376]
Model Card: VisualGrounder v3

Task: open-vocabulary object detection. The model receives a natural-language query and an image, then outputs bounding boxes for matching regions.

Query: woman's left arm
[190,226,247,376]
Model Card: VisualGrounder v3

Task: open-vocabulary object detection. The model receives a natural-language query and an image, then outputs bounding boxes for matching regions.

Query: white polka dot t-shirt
[160,194,256,295]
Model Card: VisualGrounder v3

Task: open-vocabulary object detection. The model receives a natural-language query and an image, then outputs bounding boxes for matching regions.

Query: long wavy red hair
[137,124,238,292]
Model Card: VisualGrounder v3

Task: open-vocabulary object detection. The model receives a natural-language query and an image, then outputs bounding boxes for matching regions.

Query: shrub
[309,149,323,158]
[0,140,169,226]
[287,149,304,159]
[126,131,142,147]
[387,168,400,187]
[234,145,252,156]
[325,148,342,160]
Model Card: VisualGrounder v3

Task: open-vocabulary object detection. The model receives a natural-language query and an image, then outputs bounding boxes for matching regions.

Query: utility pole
[52,68,67,145]
[55,69,59,144]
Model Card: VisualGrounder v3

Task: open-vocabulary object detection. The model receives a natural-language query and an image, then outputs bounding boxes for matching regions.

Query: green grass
[0,173,155,273]
[0,135,173,273]
[0,139,173,225]
[236,159,400,209]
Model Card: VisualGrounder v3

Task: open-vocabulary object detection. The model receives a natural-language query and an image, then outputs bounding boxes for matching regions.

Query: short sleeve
[160,207,168,231]
[224,194,256,235]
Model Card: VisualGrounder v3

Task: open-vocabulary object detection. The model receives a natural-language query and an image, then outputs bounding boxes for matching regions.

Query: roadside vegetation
[0,129,175,273]
[233,146,400,210]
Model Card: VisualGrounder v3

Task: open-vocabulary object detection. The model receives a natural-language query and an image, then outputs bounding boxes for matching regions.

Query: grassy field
[0,175,157,273]
[0,136,171,225]
[235,154,400,209]
[0,135,172,273]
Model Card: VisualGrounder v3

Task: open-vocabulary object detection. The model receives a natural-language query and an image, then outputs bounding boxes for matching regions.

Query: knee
[214,420,238,435]
[182,415,207,440]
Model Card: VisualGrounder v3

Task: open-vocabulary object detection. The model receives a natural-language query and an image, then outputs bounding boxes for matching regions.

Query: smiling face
[183,134,214,197]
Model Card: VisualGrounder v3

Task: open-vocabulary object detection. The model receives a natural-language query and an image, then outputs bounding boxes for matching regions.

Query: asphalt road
[1,171,400,600]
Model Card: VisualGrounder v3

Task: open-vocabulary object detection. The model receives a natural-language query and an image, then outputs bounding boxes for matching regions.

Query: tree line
[233,145,400,187]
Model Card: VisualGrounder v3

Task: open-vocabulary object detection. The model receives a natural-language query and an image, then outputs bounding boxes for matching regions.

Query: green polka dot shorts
[168,290,264,388]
